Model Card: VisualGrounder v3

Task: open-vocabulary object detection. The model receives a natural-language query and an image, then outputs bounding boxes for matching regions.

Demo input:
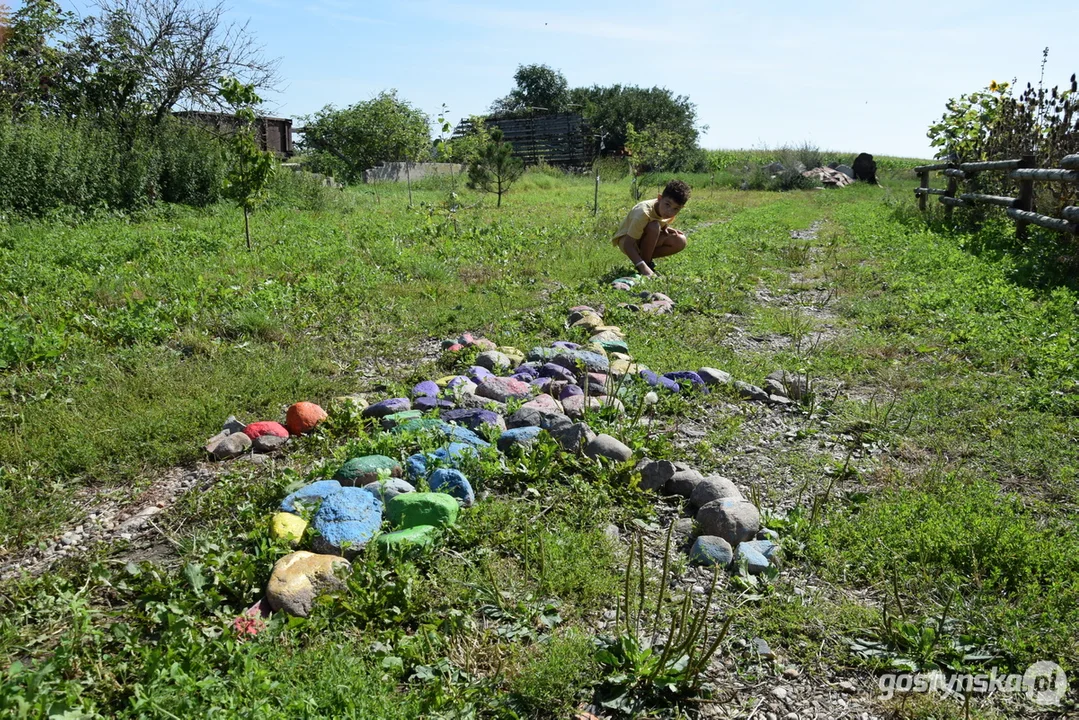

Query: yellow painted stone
[498,346,525,365]
[271,512,308,545]
[333,394,367,410]
[570,314,604,331]
[610,359,637,377]
[265,551,351,618]
[591,330,625,343]
[583,342,608,357]
[593,325,624,338]
[435,376,459,387]
[611,352,634,362]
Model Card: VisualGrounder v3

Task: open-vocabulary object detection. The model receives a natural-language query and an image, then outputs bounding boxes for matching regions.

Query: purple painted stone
[412,380,440,398]
[560,384,583,400]
[638,370,680,393]
[551,341,580,350]
[664,371,709,393]
[530,377,552,390]
[512,366,539,380]
[467,366,494,383]
[540,363,576,382]
[522,394,561,413]
[445,375,471,390]
[414,396,455,412]
[363,398,412,418]
[441,407,503,431]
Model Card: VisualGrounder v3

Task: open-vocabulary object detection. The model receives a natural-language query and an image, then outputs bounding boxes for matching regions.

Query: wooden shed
[173,111,294,156]
[453,112,593,168]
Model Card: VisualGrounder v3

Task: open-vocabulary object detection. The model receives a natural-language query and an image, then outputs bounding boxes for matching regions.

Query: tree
[625,122,679,200]
[490,63,569,117]
[300,91,430,185]
[0,0,71,116]
[220,78,275,250]
[468,127,523,207]
[569,84,700,169]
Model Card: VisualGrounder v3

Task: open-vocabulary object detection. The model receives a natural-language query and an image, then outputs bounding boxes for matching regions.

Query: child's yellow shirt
[611,198,673,245]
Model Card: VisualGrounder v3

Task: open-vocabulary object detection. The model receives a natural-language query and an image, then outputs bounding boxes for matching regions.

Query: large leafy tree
[490,63,569,117]
[570,84,700,169]
[0,0,70,116]
[299,91,431,184]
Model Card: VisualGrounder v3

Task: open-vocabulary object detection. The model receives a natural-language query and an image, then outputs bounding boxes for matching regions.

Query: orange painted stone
[242,421,289,440]
[286,402,327,435]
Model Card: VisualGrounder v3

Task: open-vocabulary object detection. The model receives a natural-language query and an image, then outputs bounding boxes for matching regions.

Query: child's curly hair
[662,179,691,205]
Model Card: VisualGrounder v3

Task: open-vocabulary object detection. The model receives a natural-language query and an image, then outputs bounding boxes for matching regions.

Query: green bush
[0,114,228,218]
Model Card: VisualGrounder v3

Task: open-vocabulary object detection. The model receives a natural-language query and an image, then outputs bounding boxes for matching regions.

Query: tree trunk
[244,206,251,250]
[406,161,413,208]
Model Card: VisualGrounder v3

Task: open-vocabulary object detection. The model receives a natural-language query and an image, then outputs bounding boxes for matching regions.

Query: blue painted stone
[690,536,734,567]
[405,443,479,479]
[497,426,542,453]
[741,539,779,561]
[280,480,342,513]
[311,487,384,557]
[429,468,476,507]
[553,350,609,374]
[442,424,491,448]
[441,408,502,431]
[560,384,583,400]
[363,398,411,418]
[467,366,493,384]
[540,363,576,382]
[551,341,580,350]
[663,371,709,393]
[735,542,771,574]
[412,380,440,398]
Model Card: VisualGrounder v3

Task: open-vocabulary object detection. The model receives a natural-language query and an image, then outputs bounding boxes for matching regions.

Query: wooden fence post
[918,170,928,212]
[1014,153,1035,240]
[944,163,959,223]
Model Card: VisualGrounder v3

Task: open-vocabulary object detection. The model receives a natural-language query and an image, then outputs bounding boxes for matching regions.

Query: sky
[36,0,1079,157]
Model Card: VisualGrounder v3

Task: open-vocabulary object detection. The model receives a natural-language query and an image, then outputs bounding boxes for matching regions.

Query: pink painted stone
[562,394,603,419]
[569,305,595,313]
[587,372,609,387]
[476,377,534,403]
[447,343,465,352]
[472,338,498,350]
[641,302,673,314]
[458,332,476,346]
[612,283,631,291]
[242,421,290,440]
[649,292,674,303]
[522,394,561,414]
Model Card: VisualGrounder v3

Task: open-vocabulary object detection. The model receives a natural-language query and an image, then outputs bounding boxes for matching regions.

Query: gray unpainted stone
[764,378,787,397]
[223,415,247,434]
[698,367,732,386]
[690,476,744,507]
[252,434,288,453]
[638,459,676,491]
[506,405,570,431]
[766,370,808,400]
[668,463,705,497]
[734,381,771,402]
[549,422,595,453]
[475,350,512,372]
[735,541,770,574]
[210,432,251,460]
[697,498,760,545]
[584,433,633,462]
[361,477,415,504]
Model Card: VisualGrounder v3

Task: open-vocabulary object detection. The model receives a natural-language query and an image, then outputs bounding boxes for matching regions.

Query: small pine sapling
[220,77,276,250]
[467,127,523,208]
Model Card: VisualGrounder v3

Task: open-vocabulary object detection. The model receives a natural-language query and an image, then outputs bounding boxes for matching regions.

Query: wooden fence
[453,113,593,167]
[913,154,1079,237]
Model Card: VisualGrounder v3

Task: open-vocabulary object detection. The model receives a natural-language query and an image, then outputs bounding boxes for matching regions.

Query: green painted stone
[387,492,459,529]
[392,418,445,434]
[333,455,403,487]
[598,340,629,354]
[375,525,438,555]
[381,410,423,429]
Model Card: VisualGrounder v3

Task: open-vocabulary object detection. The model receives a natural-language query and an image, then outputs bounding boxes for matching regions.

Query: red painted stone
[286,402,327,435]
[242,421,290,440]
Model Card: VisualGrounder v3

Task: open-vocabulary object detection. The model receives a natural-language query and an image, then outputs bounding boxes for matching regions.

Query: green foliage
[625,121,680,200]
[220,77,276,249]
[490,63,569,117]
[0,0,70,116]
[300,90,431,184]
[467,127,524,207]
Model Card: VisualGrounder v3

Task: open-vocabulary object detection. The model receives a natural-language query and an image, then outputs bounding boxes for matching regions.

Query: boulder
[584,434,633,462]
[242,421,289,441]
[506,405,572,432]
[310,487,384,557]
[697,498,761,545]
[735,542,771,574]
[286,402,327,435]
[689,536,734,567]
[835,164,855,179]
[270,512,307,545]
[375,525,439,556]
[429,468,476,507]
[497,426,543,452]
[387,492,459,529]
[664,371,709,393]
[380,410,423,429]
[562,394,603,418]
[690,475,744,506]
[333,455,403,487]
[734,381,771,402]
[280,480,342,513]
[441,407,506,433]
[360,477,415,504]
[362,398,411,419]
[266,551,350,618]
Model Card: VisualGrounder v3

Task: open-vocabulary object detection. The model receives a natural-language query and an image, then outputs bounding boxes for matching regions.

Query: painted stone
[242,421,289,441]
[362,398,411,419]
[375,525,439,556]
[286,402,327,435]
[266,551,350,618]
[280,480,342,513]
[387,492,459,529]
[311,487,384,557]
[429,468,476,507]
[270,512,307,545]
[333,455,403,487]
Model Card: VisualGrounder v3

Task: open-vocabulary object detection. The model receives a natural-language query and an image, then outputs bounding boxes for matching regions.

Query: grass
[2,163,1077,717]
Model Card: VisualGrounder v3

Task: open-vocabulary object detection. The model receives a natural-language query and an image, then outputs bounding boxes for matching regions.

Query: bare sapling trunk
[244,206,251,250]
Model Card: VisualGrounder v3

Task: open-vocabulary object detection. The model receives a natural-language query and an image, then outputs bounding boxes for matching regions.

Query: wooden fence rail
[914,153,1079,237]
